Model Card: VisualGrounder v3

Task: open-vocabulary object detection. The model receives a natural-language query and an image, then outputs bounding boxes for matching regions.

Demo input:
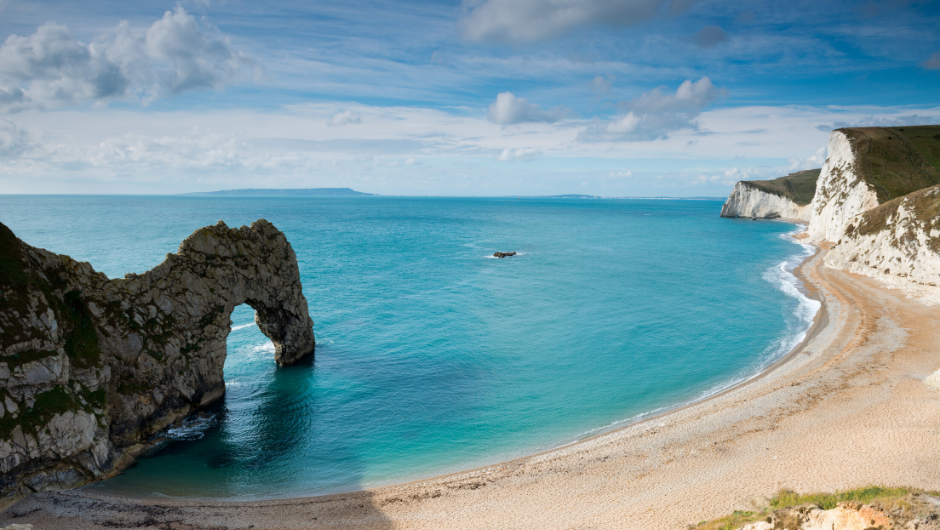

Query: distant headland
[182,188,375,196]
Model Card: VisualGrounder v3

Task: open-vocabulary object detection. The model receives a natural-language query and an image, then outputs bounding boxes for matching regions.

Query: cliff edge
[0,219,314,506]
[720,169,820,221]
[722,124,940,301]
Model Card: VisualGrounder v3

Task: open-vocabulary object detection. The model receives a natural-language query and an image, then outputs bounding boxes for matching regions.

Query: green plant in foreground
[692,486,938,530]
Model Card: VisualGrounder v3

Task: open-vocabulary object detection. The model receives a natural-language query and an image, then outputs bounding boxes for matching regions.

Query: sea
[0,195,819,500]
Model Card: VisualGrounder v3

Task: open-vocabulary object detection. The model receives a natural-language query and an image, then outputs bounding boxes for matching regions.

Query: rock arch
[0,219,314,501]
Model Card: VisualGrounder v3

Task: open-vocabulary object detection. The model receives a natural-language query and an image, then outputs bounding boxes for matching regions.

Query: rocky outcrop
[493,252,516,258]
[0,219,314,506]
[720,169,820,221]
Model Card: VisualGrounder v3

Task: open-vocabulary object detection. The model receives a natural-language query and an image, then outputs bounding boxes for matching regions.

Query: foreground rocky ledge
[0,219,314,505]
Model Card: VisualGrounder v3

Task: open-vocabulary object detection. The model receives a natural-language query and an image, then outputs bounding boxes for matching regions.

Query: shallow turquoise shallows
[0,196,817,500]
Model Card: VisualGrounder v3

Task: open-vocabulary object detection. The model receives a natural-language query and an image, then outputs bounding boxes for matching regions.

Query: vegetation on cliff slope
[692,486,939,530]
[842,125,940,203]
[741,169,821,206]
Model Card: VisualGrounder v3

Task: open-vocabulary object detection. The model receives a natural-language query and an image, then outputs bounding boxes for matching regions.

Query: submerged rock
[493,252,517,258]
[0,219,314,506]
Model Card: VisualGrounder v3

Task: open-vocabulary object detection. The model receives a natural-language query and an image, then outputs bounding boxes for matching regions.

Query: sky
[0,0,938,196]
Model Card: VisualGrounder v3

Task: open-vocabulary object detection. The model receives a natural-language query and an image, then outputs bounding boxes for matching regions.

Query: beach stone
[0,219,314,506]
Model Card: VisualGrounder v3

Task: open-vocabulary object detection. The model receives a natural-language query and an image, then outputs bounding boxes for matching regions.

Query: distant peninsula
[183,188,375,196]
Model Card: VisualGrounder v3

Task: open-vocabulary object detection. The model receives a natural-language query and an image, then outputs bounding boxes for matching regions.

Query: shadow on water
[80,308,395,529]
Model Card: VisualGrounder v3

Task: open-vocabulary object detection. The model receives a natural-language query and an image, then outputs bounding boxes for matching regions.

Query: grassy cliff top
[742,168,821,206]
[841,124,940,203]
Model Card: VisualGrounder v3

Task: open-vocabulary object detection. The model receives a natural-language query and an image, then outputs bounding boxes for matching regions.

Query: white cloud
[579,77,721,142]
[0,7,255,112]
[787,146,827,171]
[405,157,420,165]
[457,0,694,44]
[329,110,362,126]
[487,92,567,124]
[497,147,541,161]
[609,170,632,177]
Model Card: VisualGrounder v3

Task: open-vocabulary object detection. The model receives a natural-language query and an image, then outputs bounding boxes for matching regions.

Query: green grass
[895,125,940,176]
[692,486,934,530]
[743,169,821,206]
[842,126,940,203]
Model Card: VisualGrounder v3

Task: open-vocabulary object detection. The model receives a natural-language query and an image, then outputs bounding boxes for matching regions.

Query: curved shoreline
[4,247,940,530]
[99,226,827,503]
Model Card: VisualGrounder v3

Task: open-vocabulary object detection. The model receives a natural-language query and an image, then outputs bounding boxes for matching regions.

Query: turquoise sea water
[0,196,817,500]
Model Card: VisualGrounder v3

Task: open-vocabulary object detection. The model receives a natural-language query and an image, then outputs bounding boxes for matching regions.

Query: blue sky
[0,0,938,196]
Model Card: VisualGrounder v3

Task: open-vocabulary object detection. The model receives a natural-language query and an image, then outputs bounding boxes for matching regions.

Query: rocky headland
[723,124,940,302]
[0,219,314,506]
[720,169,820,221]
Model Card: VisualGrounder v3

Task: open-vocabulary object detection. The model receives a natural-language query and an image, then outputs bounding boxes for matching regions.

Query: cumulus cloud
[687,25,728,48]
[329,110,362,126]
[0,7,255,112]
[579,77,722,142]
[788,146,827,171]
[457,0,695,44]
[609,170,632,177]
[487,92,567,124]
[497,147,541,161]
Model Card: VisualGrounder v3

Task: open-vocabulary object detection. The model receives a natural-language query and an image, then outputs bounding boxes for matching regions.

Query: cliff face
[825,185,940,302]
[0,219,314,505]
[806,130,882,244]
[722,125,940,301]
[720,169,820,221]
[807,127,940,244]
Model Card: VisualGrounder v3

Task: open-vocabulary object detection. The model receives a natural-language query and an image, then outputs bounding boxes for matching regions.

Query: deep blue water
[0,196,817,499]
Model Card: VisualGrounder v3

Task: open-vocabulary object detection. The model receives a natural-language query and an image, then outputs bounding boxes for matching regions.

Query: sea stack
[0,219,314,505]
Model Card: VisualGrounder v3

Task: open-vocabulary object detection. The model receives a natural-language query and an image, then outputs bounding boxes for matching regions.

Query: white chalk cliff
[806,130,880,244]
[723,125,940,302]
[720,181,813,221]
[825,185,940,303]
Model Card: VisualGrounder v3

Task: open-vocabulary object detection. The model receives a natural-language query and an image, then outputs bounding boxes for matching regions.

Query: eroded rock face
[0,219,314,505]
[825,185,940,303]
[807,130,881,244]
[720,181,813,221]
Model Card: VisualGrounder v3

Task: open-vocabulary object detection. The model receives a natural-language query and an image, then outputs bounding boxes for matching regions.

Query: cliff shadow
[66,307,394,529]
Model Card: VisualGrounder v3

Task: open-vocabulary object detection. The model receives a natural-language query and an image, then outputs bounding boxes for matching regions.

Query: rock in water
[0,219,314,505]
[493,252,517,258]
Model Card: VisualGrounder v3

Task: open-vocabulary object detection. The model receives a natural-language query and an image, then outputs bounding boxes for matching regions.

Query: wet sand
[3,249,940,530]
